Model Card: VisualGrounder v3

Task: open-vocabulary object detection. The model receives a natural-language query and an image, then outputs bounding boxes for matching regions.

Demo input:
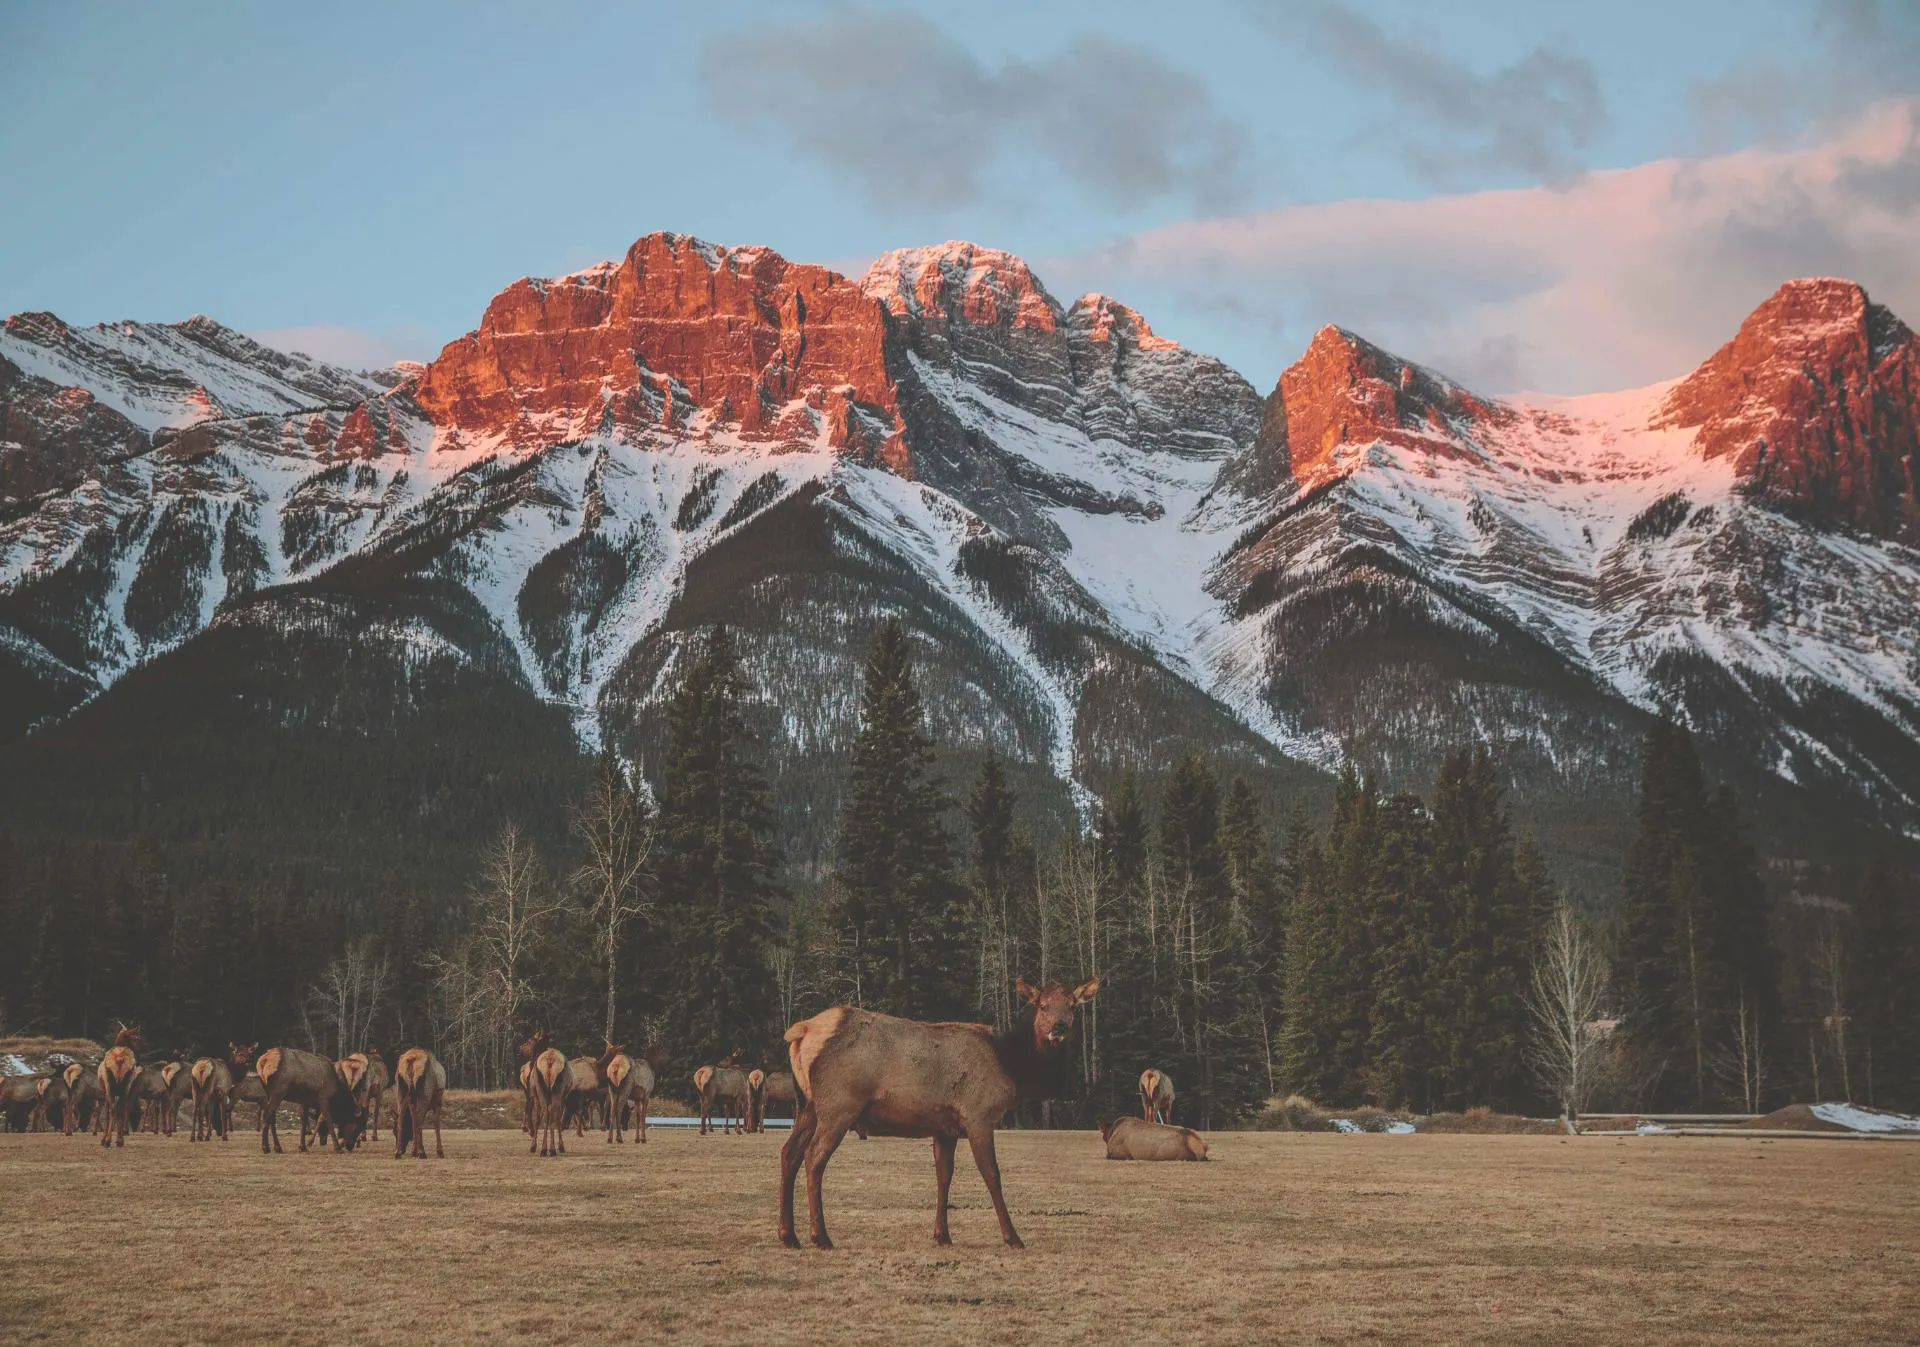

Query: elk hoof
[779,1230,802,1249]
[810,1233,834,1251]
[1004,1235,1025,1250]
[933,1232,952,1247]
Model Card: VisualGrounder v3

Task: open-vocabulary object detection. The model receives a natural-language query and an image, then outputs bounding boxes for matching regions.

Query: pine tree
[653,626,784,1069]
[1363,793,1443,1109]
[834,619,966,1020]
[1093,766,1157,1117]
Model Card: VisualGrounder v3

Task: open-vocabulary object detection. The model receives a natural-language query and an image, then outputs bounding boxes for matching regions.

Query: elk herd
[5,976,1215,1248]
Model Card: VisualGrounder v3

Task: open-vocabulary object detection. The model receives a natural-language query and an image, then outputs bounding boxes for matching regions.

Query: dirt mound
[1738,1105,1851,1132]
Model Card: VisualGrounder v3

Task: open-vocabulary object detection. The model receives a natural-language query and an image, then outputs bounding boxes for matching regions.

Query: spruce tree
[835,618,966,1020]
[653,626,784,1068]
[1093,766,1157,1117]
[1363,793,1444,1109]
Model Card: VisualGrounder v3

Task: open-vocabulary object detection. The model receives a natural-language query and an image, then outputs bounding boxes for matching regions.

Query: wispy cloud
[1052,100,1920,394]
[1244,1,1604,186]
[250,324,434,372]
[696,9,1252,213]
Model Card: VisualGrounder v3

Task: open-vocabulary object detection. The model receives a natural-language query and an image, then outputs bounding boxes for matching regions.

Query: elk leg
[804,1114,855,1250]
[967,1130,1022,1249]
[432,1100,443,1159]
[638,1094,648,1143]
[777,1108,818,1247]
[932,1136,957,1245]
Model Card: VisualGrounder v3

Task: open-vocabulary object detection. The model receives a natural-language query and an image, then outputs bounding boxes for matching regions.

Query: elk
[155,1057,194,1136]
[254,1047,367,1154]
[523,1029,572,1157]
[1101,1115,1209,1161]
[746,1069,765,1132]
[34,1074,65,1132]
[564,1054,604,1136]
[757,1070,800,1130]
[229,1073,266,1131]
[1139,1068,1174,1124]
[778,975,1099,1250]
[610,1044,666,1143]
[695,1058,752,1136]
[1,1074,48,1132]
[61,1062,99,1135]
[360,1049,390,1141]
[189,1043,255,1142]
[391,1047,446,1160]
[98,1027,142,1148]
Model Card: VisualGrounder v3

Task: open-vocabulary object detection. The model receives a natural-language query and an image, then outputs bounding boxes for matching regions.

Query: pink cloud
[1051,100,1920,394]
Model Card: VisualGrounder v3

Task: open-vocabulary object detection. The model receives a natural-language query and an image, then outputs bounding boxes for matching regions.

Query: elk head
[520,1028,551,1061]
[112,1026,142,1051]
[642,1044,668,1069]
[1015,976,1100,1050]
[229,1042,258,1072]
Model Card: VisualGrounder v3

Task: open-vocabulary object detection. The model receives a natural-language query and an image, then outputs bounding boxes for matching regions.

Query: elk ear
[1069,976,1101,1004]
[1014,976,1041,1006]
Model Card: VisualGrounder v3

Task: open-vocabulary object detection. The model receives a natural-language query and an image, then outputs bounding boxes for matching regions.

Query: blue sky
[3,1,1916,392]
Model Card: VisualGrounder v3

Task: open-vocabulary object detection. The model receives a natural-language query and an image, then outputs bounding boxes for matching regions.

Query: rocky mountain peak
[1065,293,1180,353]
[1238,323,1512,496]
[1658,279,1920,539]
[860,242,1063,333]
[412,231,905,461]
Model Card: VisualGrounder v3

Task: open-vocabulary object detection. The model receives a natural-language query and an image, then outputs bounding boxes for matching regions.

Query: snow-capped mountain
[4,235,1917,872]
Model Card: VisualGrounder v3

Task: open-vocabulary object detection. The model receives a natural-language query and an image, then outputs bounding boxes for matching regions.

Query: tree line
[3,617,1917,1118]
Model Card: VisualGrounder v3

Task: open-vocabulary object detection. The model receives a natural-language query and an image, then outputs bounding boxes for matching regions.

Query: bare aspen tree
[305,934,392,1059]
[1047,833,1110,1093]
[1524,901,1610,1118]
[571,755,654,1042]
[1811,909,1853,1102]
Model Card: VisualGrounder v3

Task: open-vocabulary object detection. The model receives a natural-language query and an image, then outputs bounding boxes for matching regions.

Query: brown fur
[613,1045,666,1143]
[757,1070,800,1130]
[777,975,1098,1250]
[696,1060,752,1135]
[523,1031,572,1157]
[746,1069,766,1132]
[1100,1115,1209,1161]
[255,1047,366,1154]
[564,1055,604,1135]
[97,1027,142,1149]
[61,1061,98,1136]
[1139,1068,1174,1125]
[391,1047,446,1160]
[361,1049,389,1141]
[189,1043,254,1142]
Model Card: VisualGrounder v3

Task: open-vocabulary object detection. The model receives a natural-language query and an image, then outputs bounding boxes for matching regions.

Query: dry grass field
[2,1126,1915,1345]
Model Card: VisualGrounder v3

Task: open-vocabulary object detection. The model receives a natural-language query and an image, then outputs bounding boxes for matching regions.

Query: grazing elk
[695,1058,752,1136]
[189,1043,255,1142]
[756,1070,800,1131]
[391,1047,446,1160]
[255,1047,367,1154]
[523,1029,573,1157]
[98,1027,142,1148]
[777,975,1099,1250]
[34,1074,64,1132]
[1140,1068,1174,1125]
[361,1049,389,1141]
[1101,1115,1209,1161]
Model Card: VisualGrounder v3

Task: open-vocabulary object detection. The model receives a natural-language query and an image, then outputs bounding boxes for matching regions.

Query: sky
[2,0,1916,394]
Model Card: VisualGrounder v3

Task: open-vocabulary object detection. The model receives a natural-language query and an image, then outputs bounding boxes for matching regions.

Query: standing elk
[98,1026,142,1148]
[1,1074,49,1131]
[254,1047,367,1154]
[1140,1068,1174,1125]
[155,1058,194,1136]
[189,1043,255,1142]
[523,1029,572,1157]
[746,1069,765,1132]
[695,1058,752,1135]
[777,975,1099,1250]
[1101,1115,1209,1161]
[565,1054,604,1136]
[391,1047,446,1160]
[128,1063,170,1135]
[62,1062,99,1135]
[756,1070,800,1131]
[611,1044,666,1143]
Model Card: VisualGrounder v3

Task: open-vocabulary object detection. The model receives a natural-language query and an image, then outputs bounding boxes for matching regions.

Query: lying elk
[694,1058,752,1136]
[1101,1115,1209,1161]
[189,1044,255,1142]
[255,1047,367,1154]
[778,975,1099,1250]
[392,1047,446,1160]
[62,1062,99,1135]
[98,1027,143,1148]
[607,1043,666,1143]
[1139,1068,1174,1125]
[523,1029,572,1157]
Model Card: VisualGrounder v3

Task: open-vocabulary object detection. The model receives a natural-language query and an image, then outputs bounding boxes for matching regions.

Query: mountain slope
[4,238,1918,889]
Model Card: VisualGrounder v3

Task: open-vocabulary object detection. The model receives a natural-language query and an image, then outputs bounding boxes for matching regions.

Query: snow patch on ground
[1810,1103,1920,1132]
